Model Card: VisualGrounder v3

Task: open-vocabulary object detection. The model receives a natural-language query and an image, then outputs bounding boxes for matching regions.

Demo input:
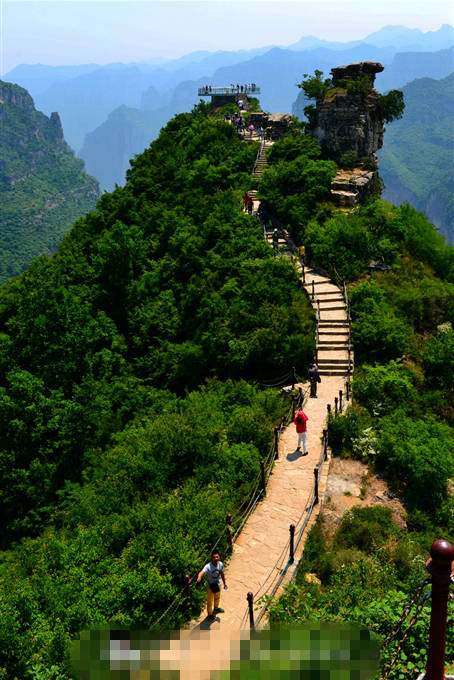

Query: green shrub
[352,360,420,416]
[340,150,357,169]
[336,506,396,552]
[377,412,454,511]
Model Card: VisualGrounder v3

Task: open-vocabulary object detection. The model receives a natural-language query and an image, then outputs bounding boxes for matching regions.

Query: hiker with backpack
[294,409,308,455]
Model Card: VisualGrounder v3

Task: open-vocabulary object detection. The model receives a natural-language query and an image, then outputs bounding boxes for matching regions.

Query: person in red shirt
[294,409,308,455]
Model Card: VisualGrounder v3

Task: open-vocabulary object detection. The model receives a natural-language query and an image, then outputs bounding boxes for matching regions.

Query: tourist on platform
[196,550,227,620]
[294,409,308,454]
[309,363,321,398]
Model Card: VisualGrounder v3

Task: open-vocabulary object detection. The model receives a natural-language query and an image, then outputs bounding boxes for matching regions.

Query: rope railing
[148,380,297,629]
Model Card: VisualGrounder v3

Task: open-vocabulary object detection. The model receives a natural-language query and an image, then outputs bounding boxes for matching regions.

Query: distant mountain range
[0,81,99,282]
[378,73,454,244]
[3,23,453,194]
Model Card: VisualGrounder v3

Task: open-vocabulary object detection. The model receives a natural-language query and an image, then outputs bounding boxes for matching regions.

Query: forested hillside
[258,130,454,677]
[0,104,316,677]
[379,73,454,243]
[0,100,453,677]
[0,81,99,284]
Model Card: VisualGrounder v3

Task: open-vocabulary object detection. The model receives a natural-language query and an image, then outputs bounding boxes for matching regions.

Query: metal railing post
[424,539,454,680]
[311,280,315,301]
[346,381,350,402]
[289,524,295,564]
[291,394,296,422]
[314,468,319,505]
[334,396,338,415]
[184,574,191,605]
[291,366,297,390]
[323,428,328,460]
[339,390,343,413]
[226,514,233,548]
[247,592,255,629]
[260,461,266,495]
[327,403,331,416]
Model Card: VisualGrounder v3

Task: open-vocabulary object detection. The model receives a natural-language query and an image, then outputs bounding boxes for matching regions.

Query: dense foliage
[0,81,99,284]
[263,126,454,677]
[258,126,338,228]
[0,104,317,676]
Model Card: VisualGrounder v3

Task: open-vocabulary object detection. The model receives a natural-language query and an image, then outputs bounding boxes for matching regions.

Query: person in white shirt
[196,550,227,620]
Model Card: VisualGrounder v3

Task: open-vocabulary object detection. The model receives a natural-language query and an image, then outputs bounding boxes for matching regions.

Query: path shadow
[192,615,219,632]
[287,449,304,462]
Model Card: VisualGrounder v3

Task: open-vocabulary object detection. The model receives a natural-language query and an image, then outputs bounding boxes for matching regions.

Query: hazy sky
[1,0,454,74]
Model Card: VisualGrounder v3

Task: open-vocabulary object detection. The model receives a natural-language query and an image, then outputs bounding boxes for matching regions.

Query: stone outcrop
[330,167,380,208]
[306,62,386,165]
[247,112,291,140]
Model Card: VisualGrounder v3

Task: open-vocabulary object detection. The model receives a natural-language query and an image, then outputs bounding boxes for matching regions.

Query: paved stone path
[155,138,354,678]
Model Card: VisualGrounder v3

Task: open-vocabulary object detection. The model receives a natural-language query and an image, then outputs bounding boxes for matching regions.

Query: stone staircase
[247,137,353,377]
[302,267,353,377]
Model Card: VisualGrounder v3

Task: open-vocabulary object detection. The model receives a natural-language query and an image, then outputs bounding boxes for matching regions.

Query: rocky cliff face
[307,62,385,165]
[0,80,99,283]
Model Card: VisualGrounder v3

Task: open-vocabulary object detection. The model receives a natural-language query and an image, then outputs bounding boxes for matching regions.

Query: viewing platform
[198,85,261,96]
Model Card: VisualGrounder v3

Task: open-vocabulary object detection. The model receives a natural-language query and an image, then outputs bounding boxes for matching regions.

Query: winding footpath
[156,135,354,678]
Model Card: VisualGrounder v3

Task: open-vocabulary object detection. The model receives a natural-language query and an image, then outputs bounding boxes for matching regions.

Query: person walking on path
[309,363,321,398]
[197,550,227,620]
[272,227,279,251]
[294,409,308,454]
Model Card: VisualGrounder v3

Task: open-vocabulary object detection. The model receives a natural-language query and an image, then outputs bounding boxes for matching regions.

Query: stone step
[318,320,349,325]
[317,339,349,345]
[317,358,351,365]
[313,290,344,296]
[314,297,344,303]
[317,346,351,352]
[318,331,349,335]
[303,278,332,285]
[318,305,346,311]
[318,370,347,376]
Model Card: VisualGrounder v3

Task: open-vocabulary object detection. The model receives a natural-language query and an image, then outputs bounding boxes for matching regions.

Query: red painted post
[339,390,343,413]
[314,468,319,504]
[274,426,279,460]
[260,461,266,495]
[226,514,233,548]
[247,592,255,629]
[424,539,454,680]
[289,524,295,564]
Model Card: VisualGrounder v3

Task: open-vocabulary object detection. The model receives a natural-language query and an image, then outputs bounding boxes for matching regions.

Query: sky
[1,0,454,75]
